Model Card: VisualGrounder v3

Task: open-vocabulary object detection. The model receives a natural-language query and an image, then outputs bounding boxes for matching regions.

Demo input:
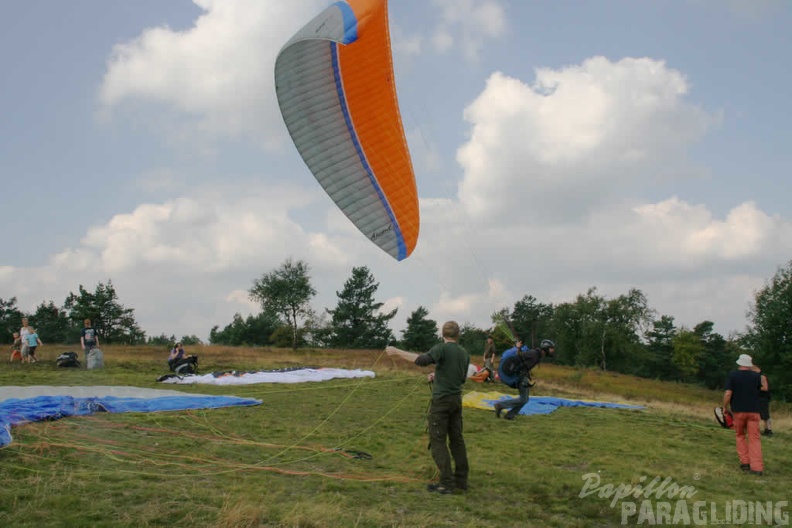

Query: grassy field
[1,345,789,528]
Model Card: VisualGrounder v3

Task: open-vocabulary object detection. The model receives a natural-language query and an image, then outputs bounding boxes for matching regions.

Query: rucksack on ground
[87,348,104,370]
[56,352,80,368]
[171,355,198,376]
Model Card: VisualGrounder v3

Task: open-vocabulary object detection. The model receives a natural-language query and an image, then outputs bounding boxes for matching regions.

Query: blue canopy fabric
[0,392,261,448]
[463,391,644,416]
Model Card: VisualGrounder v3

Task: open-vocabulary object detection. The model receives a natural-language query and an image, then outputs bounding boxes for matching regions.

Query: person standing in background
[752,364,773,437]
[10,332,23,362]
[80,319,100,364]
[723,354,765,475]
[19,317,31,362]
[24,327,42,363]
[482,335,497,376]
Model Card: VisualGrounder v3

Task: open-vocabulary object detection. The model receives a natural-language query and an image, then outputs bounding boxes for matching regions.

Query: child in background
[24,327,42,363]
[10,332,23,362]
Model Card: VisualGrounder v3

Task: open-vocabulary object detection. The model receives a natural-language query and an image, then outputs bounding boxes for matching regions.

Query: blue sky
[2,0,791,343]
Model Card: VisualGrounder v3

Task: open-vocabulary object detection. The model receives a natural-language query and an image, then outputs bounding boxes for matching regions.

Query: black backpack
[57,351,81,368]
[171,355,198,376]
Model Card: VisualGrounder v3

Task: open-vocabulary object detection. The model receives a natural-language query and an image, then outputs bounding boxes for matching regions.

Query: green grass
[1,345,789,527]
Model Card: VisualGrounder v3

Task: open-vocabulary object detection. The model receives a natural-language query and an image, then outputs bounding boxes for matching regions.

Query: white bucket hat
[736,354,754,368]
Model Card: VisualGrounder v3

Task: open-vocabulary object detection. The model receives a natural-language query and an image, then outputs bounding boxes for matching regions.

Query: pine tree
[400,306,439,352]
[327,266,395,349]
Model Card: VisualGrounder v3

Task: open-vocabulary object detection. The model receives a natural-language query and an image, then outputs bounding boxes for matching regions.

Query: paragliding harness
[170,355,198,376]
[714,407,734,429]
[498,348,526,389]
[56,351,81,368]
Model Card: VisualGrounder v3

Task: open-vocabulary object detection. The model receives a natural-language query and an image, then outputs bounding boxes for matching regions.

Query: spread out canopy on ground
[463,391,645,416]
[275,0,419,260]
[0,386,261,448]
[159,367,376,385]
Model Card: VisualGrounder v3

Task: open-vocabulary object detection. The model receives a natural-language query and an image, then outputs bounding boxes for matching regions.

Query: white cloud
[52,183,357,276]
[4,181,351,335]
[98,0,324,147]
[389,55,791,336]
[457,57,716,223]
[430,0,506,60]
[381,296,405,317]
[225,289,258,311]
[390,25,423,58]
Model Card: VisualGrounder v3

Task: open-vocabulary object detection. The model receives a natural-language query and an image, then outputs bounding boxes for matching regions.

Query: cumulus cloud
[98,0,324,147]
[457,57,716,222]
[394,55,792,335]
[4,179,377,338]
[53,185,328,274]
[390,24,423,58]
[430,0,506,60]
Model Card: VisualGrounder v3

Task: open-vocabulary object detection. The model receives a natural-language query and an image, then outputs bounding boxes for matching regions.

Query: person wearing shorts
[753,365,773,437]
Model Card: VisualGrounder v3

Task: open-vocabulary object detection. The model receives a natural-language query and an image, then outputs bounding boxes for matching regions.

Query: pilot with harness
[495,339,556,420]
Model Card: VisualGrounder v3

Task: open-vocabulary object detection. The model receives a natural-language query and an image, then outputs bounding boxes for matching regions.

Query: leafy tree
[549,289,607,367]
[63,281,145,345]
[745,261,792,400]
[327,266,395,349]
[209,311,281,346]
[400,306,439,352]
[458,323,487,359]
[31,301,76,344]
[148,333,177,347]
[179,335,204,346]
[249,259,316,349]
[643,315,677,379]
[270,325,305,348]
[550,288,652,372]
[0,297,25,344]
[510,295,554,348]
[302,310,332,348]
[671,329,704,381]
[600,288,654,373]
[693,321,733,390]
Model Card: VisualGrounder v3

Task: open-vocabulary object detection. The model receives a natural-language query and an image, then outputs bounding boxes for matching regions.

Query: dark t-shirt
[81,327,97,347]
[756,371,771,401]
[415,342,470,398]
[725,369,761,413]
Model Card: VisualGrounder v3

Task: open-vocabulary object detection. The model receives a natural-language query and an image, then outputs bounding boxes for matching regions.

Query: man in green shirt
[388,320,470,494]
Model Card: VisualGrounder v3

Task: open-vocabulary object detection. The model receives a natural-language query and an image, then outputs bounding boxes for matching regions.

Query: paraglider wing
[275,0,419,260]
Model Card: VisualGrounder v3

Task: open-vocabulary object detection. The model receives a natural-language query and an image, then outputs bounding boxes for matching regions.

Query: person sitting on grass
[168,342,186,371]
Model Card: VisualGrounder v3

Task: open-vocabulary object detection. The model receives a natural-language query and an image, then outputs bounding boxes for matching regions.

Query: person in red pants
[723,354,766,476]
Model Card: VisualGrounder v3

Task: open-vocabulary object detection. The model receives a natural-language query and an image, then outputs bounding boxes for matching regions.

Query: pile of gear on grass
[56,348,104,370]
[156,342,198,381]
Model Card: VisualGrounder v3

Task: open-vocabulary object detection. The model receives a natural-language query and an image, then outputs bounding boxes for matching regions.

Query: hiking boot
[762,430,773,437]
[503,412,516,421]
[455,481,468,491]
[750,470,764,476]
[427,483,452,494]
[494,403,503,419]
[740,464,751,471]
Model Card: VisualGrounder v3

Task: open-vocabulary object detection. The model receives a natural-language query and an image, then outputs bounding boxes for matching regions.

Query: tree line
[2,259,790,399]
